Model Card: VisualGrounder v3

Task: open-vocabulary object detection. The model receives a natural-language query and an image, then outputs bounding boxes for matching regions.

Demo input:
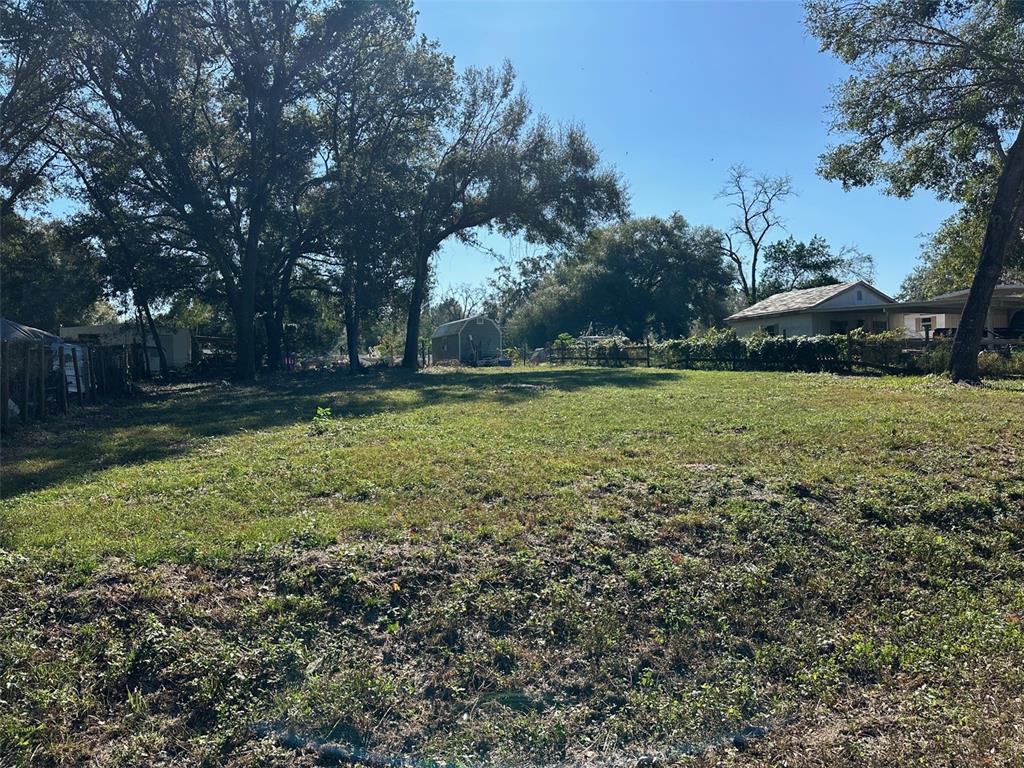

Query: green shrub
[915,341,953,375]
[656,329,867,373]
[656,327,746,369]
[551,327,1020,378]
[977,349,1024,377]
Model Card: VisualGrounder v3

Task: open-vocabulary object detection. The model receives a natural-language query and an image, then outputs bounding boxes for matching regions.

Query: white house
[725,281,894,337]
[725,281,1024,341]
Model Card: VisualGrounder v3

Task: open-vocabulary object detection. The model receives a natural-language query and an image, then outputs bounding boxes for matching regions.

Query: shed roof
[1,317,62,344]
[725,281,892,322]
[431,315,498,339]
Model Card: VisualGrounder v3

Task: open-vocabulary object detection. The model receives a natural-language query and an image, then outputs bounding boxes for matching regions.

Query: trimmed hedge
[652,328,909,373]
[549,329,1023,376]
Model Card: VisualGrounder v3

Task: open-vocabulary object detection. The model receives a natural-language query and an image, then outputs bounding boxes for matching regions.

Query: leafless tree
[717,164,794,305]
[443,282,488,317]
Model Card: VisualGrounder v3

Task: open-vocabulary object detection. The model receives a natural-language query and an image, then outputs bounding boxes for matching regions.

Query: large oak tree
[66,0,369,380]
[399,63,626,368]
[314,12,452,371]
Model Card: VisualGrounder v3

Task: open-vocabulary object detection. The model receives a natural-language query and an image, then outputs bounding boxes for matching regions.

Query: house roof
[431,315,499,339]
[725,281,893,322]
[931,284,1024,301]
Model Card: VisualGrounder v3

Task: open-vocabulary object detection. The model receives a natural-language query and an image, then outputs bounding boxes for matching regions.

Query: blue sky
[416,0,956,298]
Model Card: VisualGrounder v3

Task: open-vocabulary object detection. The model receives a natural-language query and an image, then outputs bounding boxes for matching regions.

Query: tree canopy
[759,235,874,298]
[0,212,107,331]
[506,215,731,346]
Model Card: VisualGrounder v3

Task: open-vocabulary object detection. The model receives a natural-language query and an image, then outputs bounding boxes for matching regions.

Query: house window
[915,317,935,332]
[763,324,778,335]
[856,289,863,302]
[476,317,484,325]
[830,320,849,333]
[871,321,887,333]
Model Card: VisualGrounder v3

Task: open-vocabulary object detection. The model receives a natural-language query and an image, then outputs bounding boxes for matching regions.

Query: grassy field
[2,367,1024,766]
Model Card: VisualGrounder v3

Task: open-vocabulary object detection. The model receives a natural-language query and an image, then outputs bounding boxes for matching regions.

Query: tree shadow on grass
[1,366,678,499]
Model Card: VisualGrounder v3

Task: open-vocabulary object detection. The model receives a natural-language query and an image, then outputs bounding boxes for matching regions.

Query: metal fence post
[37,345,47,418]
[58,346,68,414]
[20,343,30,423]
[71,348,84,406]
[96,347,105,396]
[85,346,95,400]
[0,340,8,432]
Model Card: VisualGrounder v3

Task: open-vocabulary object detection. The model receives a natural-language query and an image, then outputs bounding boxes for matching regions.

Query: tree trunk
[342,263,363,373]
[235,319,257,381]
[232,291,258,382]
[949,126,1024,383]
[140,297,169,377]
[233,249,260,382]
[750,251,758,305]
[343,297,362,373]
[265,245,302,373]
[402,245,431,369]
[135,307,152,379]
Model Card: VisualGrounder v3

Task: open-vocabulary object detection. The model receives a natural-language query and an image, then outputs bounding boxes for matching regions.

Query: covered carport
[879,285,1024,346]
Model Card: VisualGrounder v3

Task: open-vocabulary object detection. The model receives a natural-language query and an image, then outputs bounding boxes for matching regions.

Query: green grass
[2,367,1024,766]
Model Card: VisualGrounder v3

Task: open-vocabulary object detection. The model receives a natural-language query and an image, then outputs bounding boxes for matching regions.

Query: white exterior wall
[730,314,815,338]
[896,309,1016,339]
[898,312,961,339]
[730,310,890,338]
[809,311,889,335]
[60,324,193,368]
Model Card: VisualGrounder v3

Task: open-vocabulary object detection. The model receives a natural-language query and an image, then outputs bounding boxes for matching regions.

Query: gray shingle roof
[932,284,1024,301]
[726,282,868,321]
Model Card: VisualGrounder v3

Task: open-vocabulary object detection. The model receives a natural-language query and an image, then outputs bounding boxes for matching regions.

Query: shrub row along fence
[0,341,133,436]
[547,329,1024,377]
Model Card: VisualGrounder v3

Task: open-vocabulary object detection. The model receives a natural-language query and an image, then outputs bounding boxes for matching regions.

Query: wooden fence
[550,341,653,368]
[0,341,133,437]
[545,338,913,375]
